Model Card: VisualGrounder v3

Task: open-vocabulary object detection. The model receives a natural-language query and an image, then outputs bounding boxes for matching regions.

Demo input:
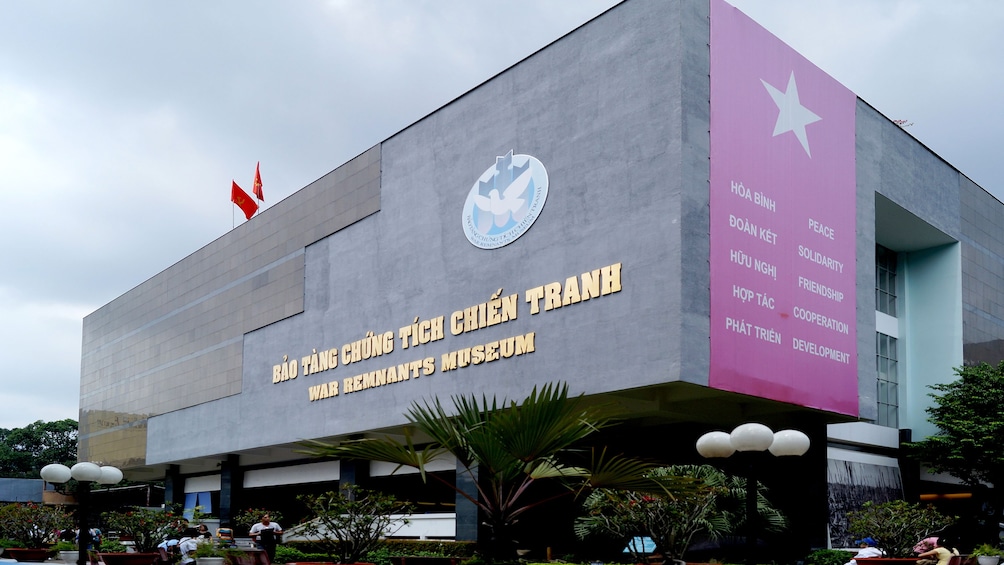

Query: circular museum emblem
[462,150,548,249]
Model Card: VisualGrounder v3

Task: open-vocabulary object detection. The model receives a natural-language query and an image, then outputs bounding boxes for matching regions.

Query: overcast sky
[1,0,1001,431]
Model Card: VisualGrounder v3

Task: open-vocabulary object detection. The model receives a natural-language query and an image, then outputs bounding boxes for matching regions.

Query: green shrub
[972,543,1004,557]
[383,540,476,557]
[274,545,330,563]
[0,538,26,549]
[364,546,393,565]
[805,548,855,565]
[275,539,477,564]
[99,539,127,553]
[193,544,222,558]
[53,541,78,551]
[274,545,307,563]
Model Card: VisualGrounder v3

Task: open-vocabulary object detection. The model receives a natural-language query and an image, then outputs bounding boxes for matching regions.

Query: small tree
[846,500,955,558]
[101,506,180,553]
[574,464,786,562]
[299,383,700,561]
[233,508,285,530]
[905,362,1004,489]
[0,502,74,548]
[295,483,415,564]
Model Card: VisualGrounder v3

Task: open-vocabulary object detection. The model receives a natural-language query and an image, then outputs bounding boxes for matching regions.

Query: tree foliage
[0,502,75,547]
[295,483,415,564]
[574,464,787,562]
[298,382,701,560]
[101,505,181,553]
[846,500,955,558]
[232,507,285,529]
[0,419,78,478]
[903,362,1004,489]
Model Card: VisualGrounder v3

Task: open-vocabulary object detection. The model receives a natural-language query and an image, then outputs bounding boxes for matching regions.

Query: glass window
[875,245,897,317]
[876,332,898,427]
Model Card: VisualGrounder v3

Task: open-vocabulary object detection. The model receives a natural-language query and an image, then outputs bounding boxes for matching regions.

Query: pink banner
[709,0,858,415]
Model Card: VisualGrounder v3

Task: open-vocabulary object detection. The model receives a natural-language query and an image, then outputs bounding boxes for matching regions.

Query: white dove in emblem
[474,168,532,231]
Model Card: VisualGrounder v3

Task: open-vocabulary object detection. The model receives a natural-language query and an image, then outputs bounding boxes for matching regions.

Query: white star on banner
[761,71,821,157]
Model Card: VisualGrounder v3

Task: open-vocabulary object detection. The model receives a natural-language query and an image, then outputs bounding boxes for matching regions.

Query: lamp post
[696,423,809,565]
[40,462,123,565]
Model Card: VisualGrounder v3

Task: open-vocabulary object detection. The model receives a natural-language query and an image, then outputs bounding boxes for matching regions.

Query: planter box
[98,552,161,565]
[4,548,54,562]
[390,557,459,565]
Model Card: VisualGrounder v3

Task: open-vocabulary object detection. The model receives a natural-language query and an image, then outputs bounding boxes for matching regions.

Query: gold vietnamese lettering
[272,355,298,384]
[337,357,436,396]
[307,380,339,401]
[300,262,623,399]
[440,332,536,372]
[525,262,622,314]
[449,290,518,336]
[399,316,446,349]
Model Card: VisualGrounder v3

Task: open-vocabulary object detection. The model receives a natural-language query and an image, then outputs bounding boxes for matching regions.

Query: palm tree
[299,382,700,560]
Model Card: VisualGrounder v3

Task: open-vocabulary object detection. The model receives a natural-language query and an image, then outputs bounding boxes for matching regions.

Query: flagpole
[253,161,264,215]
[231,166,263,225]
[232,180,237,229]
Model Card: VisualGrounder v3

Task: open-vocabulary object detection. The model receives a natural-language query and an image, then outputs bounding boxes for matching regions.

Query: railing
[282,513,457,542]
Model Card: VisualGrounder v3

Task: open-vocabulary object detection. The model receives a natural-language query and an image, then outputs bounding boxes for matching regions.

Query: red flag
[231,181,258,220]
[253,161,264,201]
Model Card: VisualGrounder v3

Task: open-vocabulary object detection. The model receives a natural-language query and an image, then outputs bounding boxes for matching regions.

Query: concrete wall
[960,177,1004,363]
[147,0,709,462]
[856,99,970,427]
[96,0,1004,489]
[80,146,381,468]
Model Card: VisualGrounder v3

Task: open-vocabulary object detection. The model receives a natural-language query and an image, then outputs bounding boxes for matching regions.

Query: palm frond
[296,434,448,482]
[525,456,589,480]
[490,383,616,463]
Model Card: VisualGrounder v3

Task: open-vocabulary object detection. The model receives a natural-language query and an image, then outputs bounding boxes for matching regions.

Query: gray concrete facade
[80,0,1004,555]
[80,145,380,470]
[146,0,719,465]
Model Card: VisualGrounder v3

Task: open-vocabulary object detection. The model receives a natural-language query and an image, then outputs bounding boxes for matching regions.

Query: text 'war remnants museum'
[77,0,1004,558]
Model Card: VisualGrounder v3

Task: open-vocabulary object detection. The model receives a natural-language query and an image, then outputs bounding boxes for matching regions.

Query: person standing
[249,514,283,563]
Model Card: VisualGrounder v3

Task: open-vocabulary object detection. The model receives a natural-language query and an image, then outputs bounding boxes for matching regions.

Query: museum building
[77,0,1004,556]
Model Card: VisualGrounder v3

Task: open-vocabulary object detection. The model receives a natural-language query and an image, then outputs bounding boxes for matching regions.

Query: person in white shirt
[156,538,179,565]
[249,515,283,563]
[845,537,884,565]
[177,528,201,565]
